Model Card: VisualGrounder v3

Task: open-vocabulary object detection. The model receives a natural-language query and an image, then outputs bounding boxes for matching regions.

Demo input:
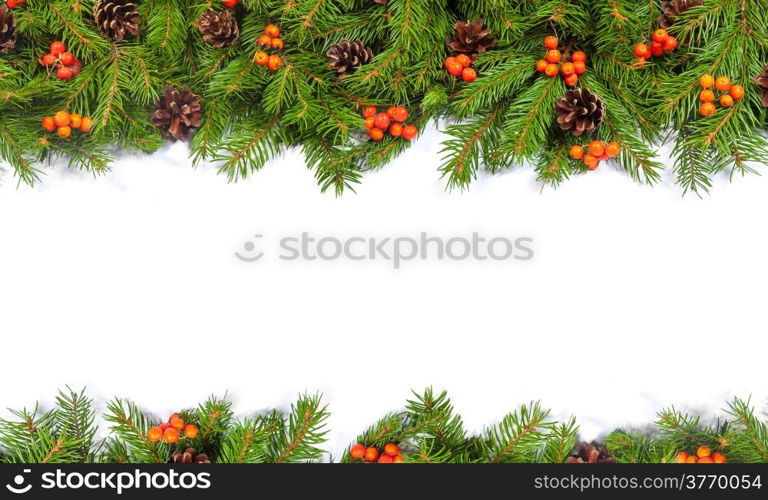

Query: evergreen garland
[1,387,767,464]
[0,0,766,194]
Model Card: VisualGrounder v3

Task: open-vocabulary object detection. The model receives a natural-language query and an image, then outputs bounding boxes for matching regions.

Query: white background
[1,126,766,458]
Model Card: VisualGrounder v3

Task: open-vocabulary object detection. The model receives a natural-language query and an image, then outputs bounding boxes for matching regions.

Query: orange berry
[393,454,404,463]
[53,110,71,127]
[536,59,548,73]
[583,154,599,170]
[147,426,163,442]
[254,50,268,65]
[264,24,280,38]
[653,29,669,44]
[664,36,678,52]
[686,455,698,463]
[373,112,390,130]
[715,76,731,92]
[50,41,66,56]
[163,427,179,444]
[730,85,744,100]
[170,416,185,430]
[69,113,82,129]
[675,451,689,463]
[363,116,376,129]
[712,452,727,464]
[364,447,379,462]
[79,116,93,133]
[633,57,647,68]
[719,94,734,107]
[350,444,366,460]
[447,60,463,77]
[444,56,457,69]
[605,141,621,157]
[699,74,714,89]
[544,36,559,50]
[573,61,586,74]
[699,89,715,102]
[362,105,378,118]
[698,457,714,463]
[389,122,403,137]
[267,54,282,71]
[545,49,562,63]
[455,54,471,68]
[696,446,712,458]
[183,424,199,439]
[368,128,384,141]
[271,38,284,50]
[401,124,418,141]
[57,67,74,80]
[588,140,605,156]
[41,116,56,132]
[461,67,477,82]
[700,102,716,117]
[387,106,408,122]
[60,51,75,66]
[41,53,57,66]
[651,42,664,57]
[544,63,559,78]
[383,443,399,457]
[633,43,650,58]
[159,423,170,432]
[377,454,394,463]
[569,145,585,160]
[564,73,578,87]
[561,62,575,76]
[572,51,587,63]
[258,35,272,47]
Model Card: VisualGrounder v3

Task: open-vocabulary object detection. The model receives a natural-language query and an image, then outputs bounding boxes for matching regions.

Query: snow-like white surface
[1,125,767,458]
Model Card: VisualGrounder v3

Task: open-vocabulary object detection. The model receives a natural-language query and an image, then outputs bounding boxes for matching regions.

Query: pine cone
[657,1,703,29]
[447,19,497,55]
[755,65,768,108]
[0,5,17,55]
[567,442,617,464]
[93,0,140,41]
[169,448,211,464]
[372,0,387,4]
[555,88,606,136]
[198,8,240,48]
[327,40,374,78]
[151,87,203,141]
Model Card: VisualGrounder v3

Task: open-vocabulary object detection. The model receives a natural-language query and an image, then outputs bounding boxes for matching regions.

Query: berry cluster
[535,36,586,87]
[569,140,621,171]
[40,41,83,80]
[444,54,477,83]
[698,74,744,117]
[253,24,284,72]
[41,110,93,138]
[222,0,239,7]
[147,413,200,445]
[6,0,26,8]
[362,105,418,141]
[633,29,678,67]
[349,442,404,464]
[675,447,727,464]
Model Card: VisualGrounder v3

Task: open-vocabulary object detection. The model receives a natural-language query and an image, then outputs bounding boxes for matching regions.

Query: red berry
[444,56,457,69]
[384,443,400,457]
[68,61,83,77]
[455,54,471,68]
[730,85,745,100]
[653,29,669,44]
[60,52,75,65]
[573,61,586,75]
[159,423,170,431]
[544,63,559,78]
[664,36,678,52]
[633,57,647,68]
[389,122,403,137]
[535,59,548,73]
[447,60,463,77]
[633,43,650,58]
[544,36,559,50]
[389,106,408,122]
[368,128,384,141]
[393,455,404,463]
[363,116,376,129]
[572,51,587,63]
[41,116,56,132]
[362,105,377,118]
[50,41,66,56]
[377,455,394,463]
[267,54,283,71]
[41,53,56,66]
[651,42,664,57]
[373,112,390,130]
[584,154,599,170]
[223,0,239,7]
[560,62,575,76]
[258,35,272,47]
[461,67,477,82]
[401,124,418,141]
[545,49,562,63]
[364,447,379,462]
[350,444,366,460]
[264,24,280,38]
[6,0,19,7]
[57,67,74,80]
[564,73,578,87]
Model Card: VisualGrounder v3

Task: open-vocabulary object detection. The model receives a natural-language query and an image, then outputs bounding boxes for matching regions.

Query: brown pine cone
[169,448,211,464]
[198,8,240,48]
[755,65,768,108]
[555,88,606,137]
[327,40,374,78]
[447,19,497,55]
[372,0,387,4]
[93,0,140,41]
[151,87,203,141]
[657,1,703,29]
[0,5,16,55]
[567,441,617,464]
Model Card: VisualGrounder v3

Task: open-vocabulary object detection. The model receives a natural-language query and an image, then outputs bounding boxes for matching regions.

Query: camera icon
[5,469,32,494]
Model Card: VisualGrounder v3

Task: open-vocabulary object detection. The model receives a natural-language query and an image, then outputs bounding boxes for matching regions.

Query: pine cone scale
[447,19,497,55]
[169,448,211,464]
[755,66,768,108]
[0,5,17,55]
